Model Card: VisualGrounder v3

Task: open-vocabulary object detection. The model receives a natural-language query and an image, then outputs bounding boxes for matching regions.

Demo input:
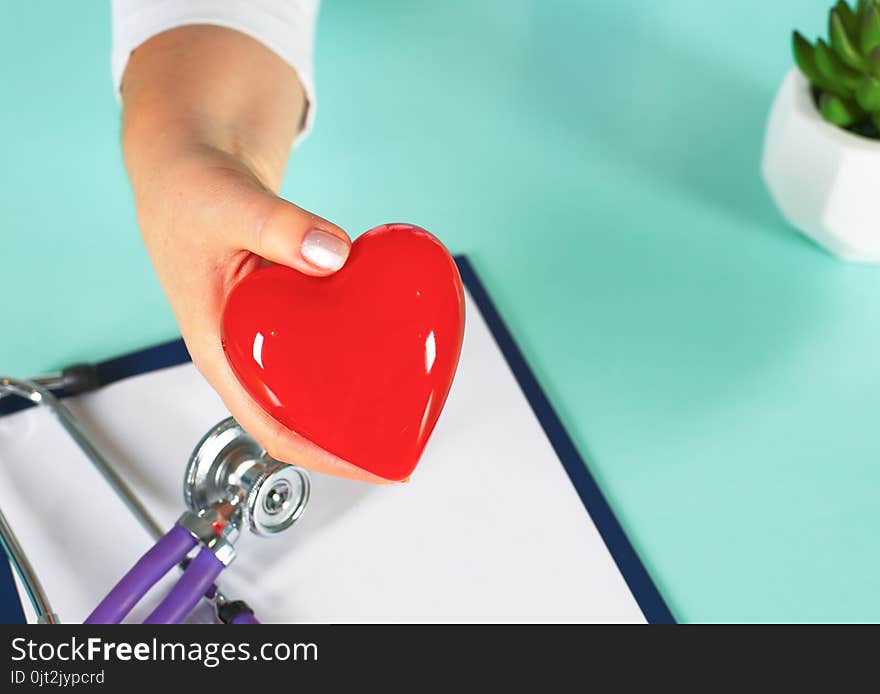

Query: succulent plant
[793,0,880,137]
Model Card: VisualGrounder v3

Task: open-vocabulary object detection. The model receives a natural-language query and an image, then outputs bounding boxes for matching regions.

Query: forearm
[114,21,369,481]
[120,25,307,194]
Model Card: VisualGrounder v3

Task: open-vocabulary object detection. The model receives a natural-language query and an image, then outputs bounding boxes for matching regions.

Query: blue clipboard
[0,257,674,624]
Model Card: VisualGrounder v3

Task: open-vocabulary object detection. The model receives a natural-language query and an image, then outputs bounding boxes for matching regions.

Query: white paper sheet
[0,289,645,623]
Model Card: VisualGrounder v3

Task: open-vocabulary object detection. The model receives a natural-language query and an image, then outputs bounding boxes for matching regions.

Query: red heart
[221,223,466,481]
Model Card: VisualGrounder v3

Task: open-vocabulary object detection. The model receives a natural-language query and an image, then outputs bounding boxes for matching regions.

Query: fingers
[205,179,379,477]
[216,173,351,276]
[256,202,351,275]
[148,158,374,481]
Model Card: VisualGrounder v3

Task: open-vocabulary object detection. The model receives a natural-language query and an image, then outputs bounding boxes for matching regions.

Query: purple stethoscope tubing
[86,523,261,625]
[143,548,225,625]
[85,525,197,625]
[230,610,260,625]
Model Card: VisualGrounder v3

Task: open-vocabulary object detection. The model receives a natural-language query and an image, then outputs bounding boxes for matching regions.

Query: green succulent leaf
[856,73,880,109]
[861,2,880,53]
[793,32,842,95]
[793,32,822,80]
[815,38,860,89]
[835,1,860,41]
[867,45,880,75]
[819,92,865,126]
[831,9,867,69]
[794,2,880,133]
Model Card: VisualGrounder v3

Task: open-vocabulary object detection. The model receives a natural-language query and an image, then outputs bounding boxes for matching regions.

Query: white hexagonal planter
[762,68,880,263]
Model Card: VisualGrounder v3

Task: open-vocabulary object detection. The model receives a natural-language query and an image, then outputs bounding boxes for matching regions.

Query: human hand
[121,26,391,483]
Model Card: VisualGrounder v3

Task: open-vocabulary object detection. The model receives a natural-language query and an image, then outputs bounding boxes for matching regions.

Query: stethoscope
[0,364,310,625]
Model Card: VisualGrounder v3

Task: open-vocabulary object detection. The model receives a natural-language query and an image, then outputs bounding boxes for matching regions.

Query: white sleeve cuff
[111,0,319,146]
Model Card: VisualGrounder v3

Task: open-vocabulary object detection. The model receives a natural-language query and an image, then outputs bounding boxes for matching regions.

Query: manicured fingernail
[301,229,349,271]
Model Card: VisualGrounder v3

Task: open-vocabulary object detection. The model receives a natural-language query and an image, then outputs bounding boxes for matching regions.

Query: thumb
[221,175,351,276]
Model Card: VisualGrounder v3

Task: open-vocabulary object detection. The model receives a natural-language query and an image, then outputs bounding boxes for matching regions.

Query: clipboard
[0,257,674,624]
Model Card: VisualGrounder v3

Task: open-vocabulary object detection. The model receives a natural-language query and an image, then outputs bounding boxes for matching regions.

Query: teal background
[1,1,877,622]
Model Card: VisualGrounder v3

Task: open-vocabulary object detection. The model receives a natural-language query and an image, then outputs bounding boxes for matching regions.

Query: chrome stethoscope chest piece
[183,417,310,537]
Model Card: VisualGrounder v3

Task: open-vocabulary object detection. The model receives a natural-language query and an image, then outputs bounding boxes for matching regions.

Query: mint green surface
[2,1,878,622]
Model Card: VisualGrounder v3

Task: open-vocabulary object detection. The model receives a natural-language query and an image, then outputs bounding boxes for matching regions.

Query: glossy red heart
[221,223,466,481]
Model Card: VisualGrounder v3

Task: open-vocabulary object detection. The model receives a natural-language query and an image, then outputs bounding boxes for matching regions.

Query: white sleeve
[111,0,319,144]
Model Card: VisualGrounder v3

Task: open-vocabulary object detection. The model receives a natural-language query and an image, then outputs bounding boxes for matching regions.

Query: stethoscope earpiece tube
[0,505,57,624]
[85,525,197,625]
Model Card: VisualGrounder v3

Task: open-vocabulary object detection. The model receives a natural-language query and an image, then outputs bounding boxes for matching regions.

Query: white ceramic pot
[762,67,880,263]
